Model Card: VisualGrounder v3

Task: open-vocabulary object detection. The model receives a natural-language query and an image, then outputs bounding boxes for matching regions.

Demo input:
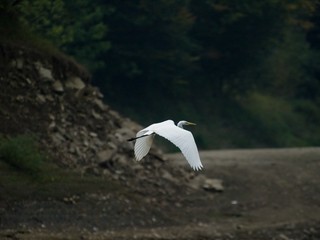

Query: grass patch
[0,135,44,178]
[241,93,310,146]
[0,159,123,202]
[0,135,123,202]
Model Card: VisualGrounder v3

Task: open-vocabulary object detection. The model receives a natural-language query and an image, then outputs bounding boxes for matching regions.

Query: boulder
[65,76,85,90]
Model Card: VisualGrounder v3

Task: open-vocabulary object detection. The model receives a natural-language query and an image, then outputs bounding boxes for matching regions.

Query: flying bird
[128,120,203,170]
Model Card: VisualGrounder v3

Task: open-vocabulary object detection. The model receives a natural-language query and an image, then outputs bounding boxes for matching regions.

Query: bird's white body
[131,120,203,170]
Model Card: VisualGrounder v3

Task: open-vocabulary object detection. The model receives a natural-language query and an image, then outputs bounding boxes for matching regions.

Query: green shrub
[0,135,44,177]
[241,93,307,146]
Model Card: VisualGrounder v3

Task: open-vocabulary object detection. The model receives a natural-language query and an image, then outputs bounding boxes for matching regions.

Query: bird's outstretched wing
[152,120,203,170]
[133,130,154,161]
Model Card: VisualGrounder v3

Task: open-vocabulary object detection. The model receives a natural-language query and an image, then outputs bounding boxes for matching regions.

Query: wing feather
[151,121,203,170]
[134,129,154,161]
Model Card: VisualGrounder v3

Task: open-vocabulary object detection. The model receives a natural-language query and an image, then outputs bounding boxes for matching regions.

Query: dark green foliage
[0,135,45,177]
[94,0,197,109]
[17,0,110,71]
[3,0,320,148]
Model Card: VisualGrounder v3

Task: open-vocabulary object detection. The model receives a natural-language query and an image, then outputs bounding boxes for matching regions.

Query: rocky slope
[0,43,197,195]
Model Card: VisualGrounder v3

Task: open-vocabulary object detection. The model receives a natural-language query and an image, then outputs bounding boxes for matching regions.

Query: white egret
[128,120,203,170]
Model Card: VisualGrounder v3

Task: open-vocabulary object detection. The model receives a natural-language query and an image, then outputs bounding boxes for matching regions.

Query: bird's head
[177,120,196,129]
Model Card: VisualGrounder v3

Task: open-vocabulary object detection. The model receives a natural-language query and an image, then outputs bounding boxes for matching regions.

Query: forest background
[1,0,320,149]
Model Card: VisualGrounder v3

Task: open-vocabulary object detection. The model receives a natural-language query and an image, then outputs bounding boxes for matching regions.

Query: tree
[17,0,110,71]
[94,0,198,115]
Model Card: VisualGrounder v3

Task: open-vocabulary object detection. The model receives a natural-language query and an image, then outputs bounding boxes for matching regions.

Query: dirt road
[1,148,320,239]
[165,147,320,239]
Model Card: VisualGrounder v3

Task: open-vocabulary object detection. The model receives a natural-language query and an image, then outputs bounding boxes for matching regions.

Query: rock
[92,109,103,120]
[189,175,224,192]
[83,140,89,147]
[36,94,46,104]
[161,170,178,184]
[16,59,24,69]
[115,128,135,141]
[37,64,54,82]
[89,132,98,137]
[51,132,66,144]
[231,200,238,205]
[49,114,55,120]
[15,95,24,102]
[203,178,224,192]
[25,78,32,85]
[188,174,206,189]
[278,234,290,240]
[11,58,24,69]
[63,196,79,204]
[94,98,108,111]
[48,121,56,130]
[68,146,76,153]
[116,155,128,165]
[97,149,116,162]
[107,142,117,150]
[109,110,121,120]
[52,80,64,93]
[92,87,104,98]
[65,76,85,90]
[46,95,54,102]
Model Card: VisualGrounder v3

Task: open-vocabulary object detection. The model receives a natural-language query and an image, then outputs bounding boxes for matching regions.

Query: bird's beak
[186,122,196,126]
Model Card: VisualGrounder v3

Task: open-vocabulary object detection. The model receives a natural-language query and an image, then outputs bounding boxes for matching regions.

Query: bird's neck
[177,121,184,129]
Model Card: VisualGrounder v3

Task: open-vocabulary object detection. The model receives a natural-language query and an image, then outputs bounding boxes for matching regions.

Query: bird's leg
[127,134,150,142]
